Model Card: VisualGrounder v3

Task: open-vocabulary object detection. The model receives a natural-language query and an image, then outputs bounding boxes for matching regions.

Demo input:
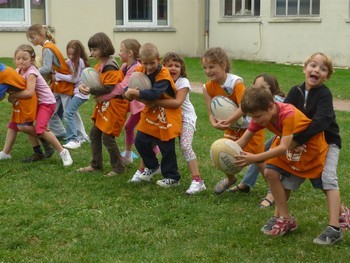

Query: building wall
[0,0,206,59]
[208,0,350,67]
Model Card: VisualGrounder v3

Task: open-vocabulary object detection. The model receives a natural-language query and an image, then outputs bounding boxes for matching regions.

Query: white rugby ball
[81,67,101,89]
[210,96,243,129]
[128,72,152,91]
[210,138,243,175]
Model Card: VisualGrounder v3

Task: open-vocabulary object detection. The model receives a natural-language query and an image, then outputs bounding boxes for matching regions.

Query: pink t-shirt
[18,65,56,105]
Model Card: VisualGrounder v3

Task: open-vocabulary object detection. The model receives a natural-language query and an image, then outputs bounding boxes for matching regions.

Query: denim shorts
[265,164,323,191]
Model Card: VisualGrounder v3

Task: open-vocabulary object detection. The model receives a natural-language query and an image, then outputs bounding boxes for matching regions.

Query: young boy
[124,43,182,187]
[234,85,328,237]
[284,52,350,245]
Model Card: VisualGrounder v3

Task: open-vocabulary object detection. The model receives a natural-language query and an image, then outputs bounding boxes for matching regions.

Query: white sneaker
[0,151,11,160]
[128,169,142,183]
[139,166,161,182]
[186,180,206,195]
[122,155,133,165]
[63,141,81,150]
[79,137,90,144]
[156,178,179,188]
[60,149,73,166]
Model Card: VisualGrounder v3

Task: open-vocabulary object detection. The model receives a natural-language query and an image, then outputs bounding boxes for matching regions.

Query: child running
[6,44,73,166]
[124,43,182,188]
[201,47,264,194]
[53,40,90,149]
[27,24,74,140]
[77,32,129,177]
[284,52,350,245]
[235,85,328,237]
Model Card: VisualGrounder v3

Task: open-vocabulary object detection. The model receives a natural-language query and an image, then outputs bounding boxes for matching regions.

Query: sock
[192,175,202,182]
[329,225,340,231]
[124,151,132,158]
[33,145,43,154]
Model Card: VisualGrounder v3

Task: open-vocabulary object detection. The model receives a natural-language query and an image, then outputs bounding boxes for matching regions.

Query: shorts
[321,144,339,190]
[8,121,33,132]
[35,103,56,135]
[265,164,322,191]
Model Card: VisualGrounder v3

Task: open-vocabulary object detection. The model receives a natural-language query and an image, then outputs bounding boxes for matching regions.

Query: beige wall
[208,0,350,67]
[0,0,206,59]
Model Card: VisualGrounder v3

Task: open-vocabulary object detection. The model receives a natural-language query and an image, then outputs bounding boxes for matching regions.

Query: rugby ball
[128,72,152,91]
[81,67,101,89]
[210,138,243,175]
[210,96,243,129]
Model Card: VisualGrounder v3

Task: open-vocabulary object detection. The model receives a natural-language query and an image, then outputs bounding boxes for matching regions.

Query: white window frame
[223,0,259,17]
[0,0,48,27]
[118,0,169,27]
[275,0,320,17]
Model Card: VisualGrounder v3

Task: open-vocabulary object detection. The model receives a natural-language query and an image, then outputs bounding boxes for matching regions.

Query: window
[275,0,320,16]
[224,0,260,16]
[0,0,46,26]
[116,0,168,27]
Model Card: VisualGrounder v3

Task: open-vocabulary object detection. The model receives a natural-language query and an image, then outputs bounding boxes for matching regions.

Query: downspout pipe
[205,0,209,50]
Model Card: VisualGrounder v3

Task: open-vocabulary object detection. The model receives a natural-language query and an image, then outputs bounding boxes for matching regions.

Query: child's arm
[145,88,188,109]
[124,80,168,101]
[39,49,54,76]
[54,72,78,84]
[235,134,293,167]
[203,87,230,130]
[8,74,36,100]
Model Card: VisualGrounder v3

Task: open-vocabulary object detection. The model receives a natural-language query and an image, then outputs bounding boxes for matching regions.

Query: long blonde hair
[26,24,56,44]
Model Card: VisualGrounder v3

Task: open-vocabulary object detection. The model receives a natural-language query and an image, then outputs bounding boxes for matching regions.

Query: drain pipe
[205,0,209,50]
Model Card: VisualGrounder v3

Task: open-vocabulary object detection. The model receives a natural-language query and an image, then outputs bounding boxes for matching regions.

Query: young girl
[98,38,143,164]
[154,52,205,194]
[26,24,74,140]
[77,32,129,177]
[7,44,73,166]
[53,40,90,149]
[201,47,264,194]
[0,63,38,161]
[229,74,285,208]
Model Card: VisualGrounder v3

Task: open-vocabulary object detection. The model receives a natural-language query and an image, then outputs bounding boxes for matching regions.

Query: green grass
[0,58,350,262]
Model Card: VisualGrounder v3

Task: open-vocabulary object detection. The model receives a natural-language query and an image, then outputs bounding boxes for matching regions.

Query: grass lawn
[0,58,350,262]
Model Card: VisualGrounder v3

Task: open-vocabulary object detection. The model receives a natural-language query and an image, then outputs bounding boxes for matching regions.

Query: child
[77,32,129,177]
[0,63,38,160]
[229,73,285,208]
[124,43,182,188]
[284,52,350,245]
[98,38,143,165]
[158,52,205,194]
[7,44,73,166]
[26,24,74,140]
[53,40,90,149]
[201,47,264,194]
[235,85,328,237]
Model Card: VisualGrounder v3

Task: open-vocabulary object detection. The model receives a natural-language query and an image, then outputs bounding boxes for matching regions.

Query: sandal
[77,166,98,173]
[228,184,251,193]
[104,171,117,177]
[259,197,275,209]
[213,177,237,195]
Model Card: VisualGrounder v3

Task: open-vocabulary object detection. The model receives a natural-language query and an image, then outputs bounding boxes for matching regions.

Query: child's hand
[124,89,139,101]
[212,118,230,130]
[234,151,256,167]
[144,100,157,108]
[7,94,17,105]
[94,96,102,104]
[79,84,90,95]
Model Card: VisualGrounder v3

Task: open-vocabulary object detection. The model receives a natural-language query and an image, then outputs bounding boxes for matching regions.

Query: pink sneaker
[339,205,350,230]
[264,216,298,236]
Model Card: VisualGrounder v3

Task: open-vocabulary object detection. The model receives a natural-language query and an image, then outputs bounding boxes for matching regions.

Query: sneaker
[22,152,45,163]
[264,216,298,236]
[261,216,277,233]
[339,205,350,230]
[156,178,179,188]
[0,151,11,160]
[122,155,133,165]
[63,141,81,150]
[139,166,161,182]
[60,149,73,166]
[79,137,90,144]
[40,138,54,158]
[128,169,143,183]
[313,226,343,245]
[186,180,206,195]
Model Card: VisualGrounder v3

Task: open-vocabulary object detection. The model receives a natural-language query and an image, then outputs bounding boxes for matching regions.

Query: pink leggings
[124,112,141,145]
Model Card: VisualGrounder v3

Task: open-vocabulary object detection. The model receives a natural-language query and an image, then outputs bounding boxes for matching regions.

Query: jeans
[64,96,88,142]
[241,136,274,188]
[49,93,71,138]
